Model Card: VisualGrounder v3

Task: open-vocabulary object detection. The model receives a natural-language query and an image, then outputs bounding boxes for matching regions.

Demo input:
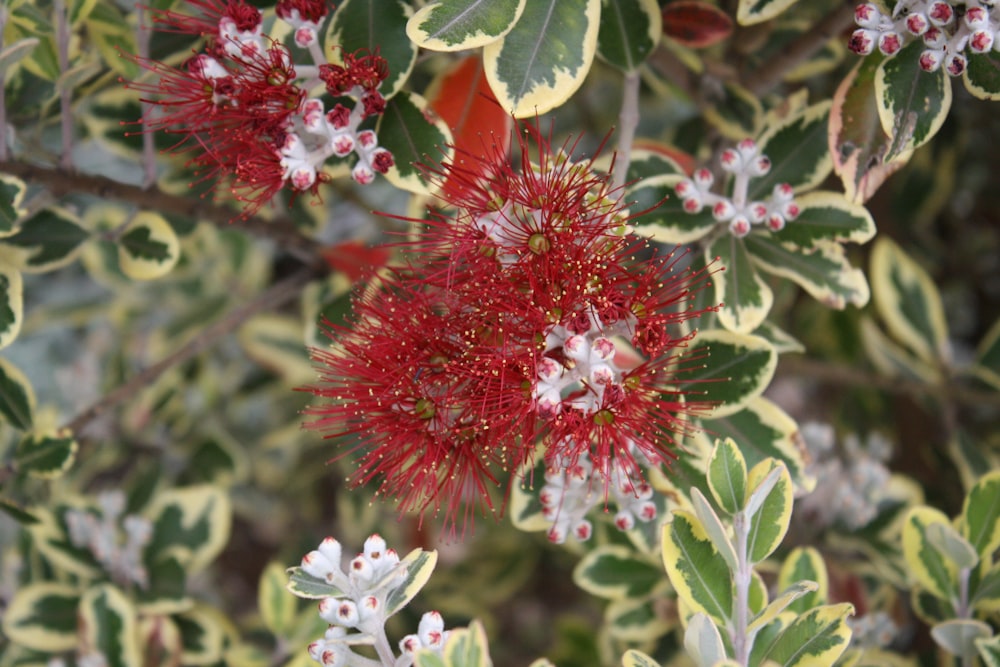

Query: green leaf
[483,0,600,117]
[737,0,800,25]
[925,523,978,571]
[597,0,662,72]
[79,584,142,667]
[135,556,189,615]
[875,40,952,163]
[964,51,1000,101]
[777,547,828,614]
[0,173,27,232]
[175,605,226,665]
[672,329,777,418]
[442,620,492,667]
[708,234,773,334]
[606,596,673,642]
[870,236,950,366]
[145,485,232,573]
[751,101,832,198]
[117,211,180,281]
[630,174,718,245]
[744,460,792,564]
[0,496,40,524]
[238,314,316,385]
[707,397,813,494]
[753,320,804,355]
[771,192,876,249]
[326,0,416,99]
[0,261,24,350]
[377,90,454,195]
[259,562,297,638]
[761,603,855,667]
[829,54,907,204]
[386,549,439,617]
[932,619,993,660]
[406,0,525,51]
[704,81,762,140]
[1,583,80,652]
[860,316,940,384]
[977,633,1000,666]
[747,581,819,636]
[661,510,733,625]
[684,613,727,667]
[962,471,1000,559]
[746,235,870,310]
[691,487,738,572]
[14,433,77,478]
[707,437,747,515]
[902,506,958,601]
[285,567,348,599]
[621,649,663,667]
[0,206,90,273]
[0,357,35,430]
[0,37,41,75]
[973,318,1000,391]
[574,546,666,600]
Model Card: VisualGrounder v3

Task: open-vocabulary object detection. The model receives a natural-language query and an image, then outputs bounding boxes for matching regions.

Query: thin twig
[61,264,324,439]
[776,356,1000,409]
[136,6,157,189]
[0,160,322,264]
[743,2,857,96]
[0,5,8,163]
[612,70,641,191]
[55,0,73,169]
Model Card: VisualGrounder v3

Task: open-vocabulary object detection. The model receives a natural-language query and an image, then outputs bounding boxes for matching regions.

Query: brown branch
[742,2,857,96]
[61,264,324,439]
[0,160,323,264]
[776,356,1000,409]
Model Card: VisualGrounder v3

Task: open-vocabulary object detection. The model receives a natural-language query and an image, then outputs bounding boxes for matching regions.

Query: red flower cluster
[124,0,394,216]
[304,126,718,537]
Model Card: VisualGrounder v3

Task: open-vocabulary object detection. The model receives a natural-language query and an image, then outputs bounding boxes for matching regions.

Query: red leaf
[662,1,734,49]
[426,55,513,199]
[321,240,391,281]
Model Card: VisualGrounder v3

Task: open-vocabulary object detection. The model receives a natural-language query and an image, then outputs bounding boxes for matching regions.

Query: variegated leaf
[671,329,777,418]
[902,506,958,600]
[770,192,876,249]
[0,583,79,652]
[386,549,439,617]
[706,437,747,516]
[145,485,232,573]
[662,510,733,625]
[737,0,800,26]
[407,0,525,51]
[964,51,1000,101]
[875,40,952,163]
[0,357,35,430]
[0,173,27,233]
[574,546,666,600]
[961,471,1000,559]
[597,0,662,72]
[79,584,142,667]
[761,603,854,666]
[377,90,454,194]
[630,175,717,245]
[870,236,950,366]
[0,206,90,273]
[606,596,674,641]
[708,234,773,334]
[704,81,763,139]
[777,547,828,614]
[745,460,793,564]
[746,235,870,310]
[751,101,832,198]
[0,260,23,350]
[483,0,600,116]
[117,211,179,281]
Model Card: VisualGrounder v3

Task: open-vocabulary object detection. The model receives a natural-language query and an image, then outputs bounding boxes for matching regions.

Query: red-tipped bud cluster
[851,1,1000,77]
[304,125,718,536]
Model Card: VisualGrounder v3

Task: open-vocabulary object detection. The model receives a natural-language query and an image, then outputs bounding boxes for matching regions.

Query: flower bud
[767,214,786,232]
[854,3,881,29]
[970,30,995,54]
[946,53,967,77]
[919,49,943,72]
[712,199,735,221]
[966,7,989,28]
[729,217,751,237]
[849,29,877,55]
[878,32,902,56]
[927,1,953,26]
[614,511,635,530]
[905,13,929,36]
[572,520,593,541]
[682,197,703,213]
[693,168,714,187]
[923,27,945,49]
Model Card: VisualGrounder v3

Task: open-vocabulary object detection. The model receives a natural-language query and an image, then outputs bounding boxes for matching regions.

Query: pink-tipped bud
[303,99,325,130]
[682,197,703,213]
[638,501,657,522]
[774,182,794,199]
[301,550,335,582]
[693,167,714,187]
[767,214,786,231]
[547,525,567,543]
[295,26,318,48]
[946,53,967,77]
[878,32,902,56]
[352,163,375,185]
[720,148,740,171]
[849,29,877,55]
[290,166,316,190]
[591,364,614,385]
[357,130,377,149]
[614,512,634,530]
[783,202,801,220]
[927,1,953,26]
[349,554,373,580]
[970,30,995,54]
[537,397,561,420]
[674,179,695,198]
[730,217,751,237]
[737,137,757,152]
[712,200,735,221]
[331,134,354,157]
[906,13,929,36]
[573,520,593,541]
[563,334,588,360]
[919,49,943,71]
[751,156,771,176]
[750,203,768,223]
[537,357,563,382]
[591,337,616,360]
[966,7,989,28]
[923,26,945,48]
[854,3,881,29]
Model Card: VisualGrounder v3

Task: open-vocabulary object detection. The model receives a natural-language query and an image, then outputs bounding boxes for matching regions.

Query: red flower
[304,123,718,536]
